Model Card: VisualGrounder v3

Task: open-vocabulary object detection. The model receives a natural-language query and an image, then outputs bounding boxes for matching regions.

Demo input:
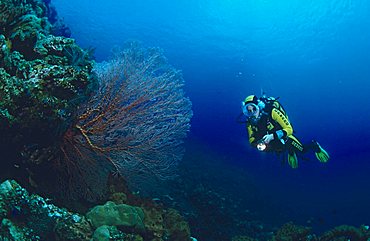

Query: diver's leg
[288,136,330,163]
[286,135,304,153]
[285,136,303,168]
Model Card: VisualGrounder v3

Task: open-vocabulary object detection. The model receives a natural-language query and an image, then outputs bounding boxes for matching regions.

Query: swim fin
[313,141,330,163]
[288,152,298,168]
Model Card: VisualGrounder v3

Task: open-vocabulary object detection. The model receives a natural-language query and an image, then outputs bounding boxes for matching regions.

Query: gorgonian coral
[61,42,192,198]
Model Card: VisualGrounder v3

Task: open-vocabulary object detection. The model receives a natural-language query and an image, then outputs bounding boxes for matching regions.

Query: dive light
[257,140,267,151]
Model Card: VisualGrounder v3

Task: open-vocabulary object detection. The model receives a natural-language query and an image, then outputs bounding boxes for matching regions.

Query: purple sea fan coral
[62,42,193,192]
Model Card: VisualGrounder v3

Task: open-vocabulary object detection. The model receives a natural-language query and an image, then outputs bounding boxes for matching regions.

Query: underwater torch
[257,140,267,151]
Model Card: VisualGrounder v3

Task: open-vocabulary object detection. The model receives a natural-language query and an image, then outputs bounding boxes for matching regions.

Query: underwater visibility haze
[52,0,370,236]
[1,0,370,240]
[52,0,370,155]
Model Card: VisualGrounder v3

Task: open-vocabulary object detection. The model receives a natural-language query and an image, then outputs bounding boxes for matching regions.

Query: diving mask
[242,102,259,118]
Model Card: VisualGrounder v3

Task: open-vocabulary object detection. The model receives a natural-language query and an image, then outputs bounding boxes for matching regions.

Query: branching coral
[22,43,192,203]
[62,42,192,193]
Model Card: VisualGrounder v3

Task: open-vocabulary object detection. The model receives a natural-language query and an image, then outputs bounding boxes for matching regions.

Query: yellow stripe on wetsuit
[271,108,293,136]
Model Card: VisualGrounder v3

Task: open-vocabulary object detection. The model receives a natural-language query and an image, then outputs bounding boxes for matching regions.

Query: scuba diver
[241,94,330,168]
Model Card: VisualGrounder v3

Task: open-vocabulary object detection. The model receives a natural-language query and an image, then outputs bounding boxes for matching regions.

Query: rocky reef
[0,0,104,210]
[0,179,192,240]
[230,221,370,241]
[0,0,94,146]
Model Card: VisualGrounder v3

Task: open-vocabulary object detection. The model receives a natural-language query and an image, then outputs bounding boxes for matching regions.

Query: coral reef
[0,0,192,207]
[163,208,192,240]
[107,174,192,241]
[0,179,192,241]
[0,0,95,157]
[232,236,258,241]
[0,1,368,241]
[32,42,193,203]
[319,225,370,241]
[0,180,93,240]
[86,201,145,230]
[272,222,314,241]
[265,222,370,241]
[0,1,194,240]
[0,0,99,207]
[1,218,41,240]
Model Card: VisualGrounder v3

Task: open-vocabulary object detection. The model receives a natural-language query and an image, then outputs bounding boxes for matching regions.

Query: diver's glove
[313,141,330,163]
[288,152,298,168]
[262,134,274,144]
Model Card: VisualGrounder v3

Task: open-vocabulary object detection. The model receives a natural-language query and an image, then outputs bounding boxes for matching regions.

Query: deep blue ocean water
[52,0,370,237]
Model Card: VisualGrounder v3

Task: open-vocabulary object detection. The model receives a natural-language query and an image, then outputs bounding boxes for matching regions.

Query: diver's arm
[271,108,293,139]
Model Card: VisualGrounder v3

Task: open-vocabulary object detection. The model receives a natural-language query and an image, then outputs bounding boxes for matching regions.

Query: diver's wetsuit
[243,95,330,167]
[246,106,310,155]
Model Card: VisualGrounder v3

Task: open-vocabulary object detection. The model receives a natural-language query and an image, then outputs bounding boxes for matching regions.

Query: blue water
[52,0,370,236]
